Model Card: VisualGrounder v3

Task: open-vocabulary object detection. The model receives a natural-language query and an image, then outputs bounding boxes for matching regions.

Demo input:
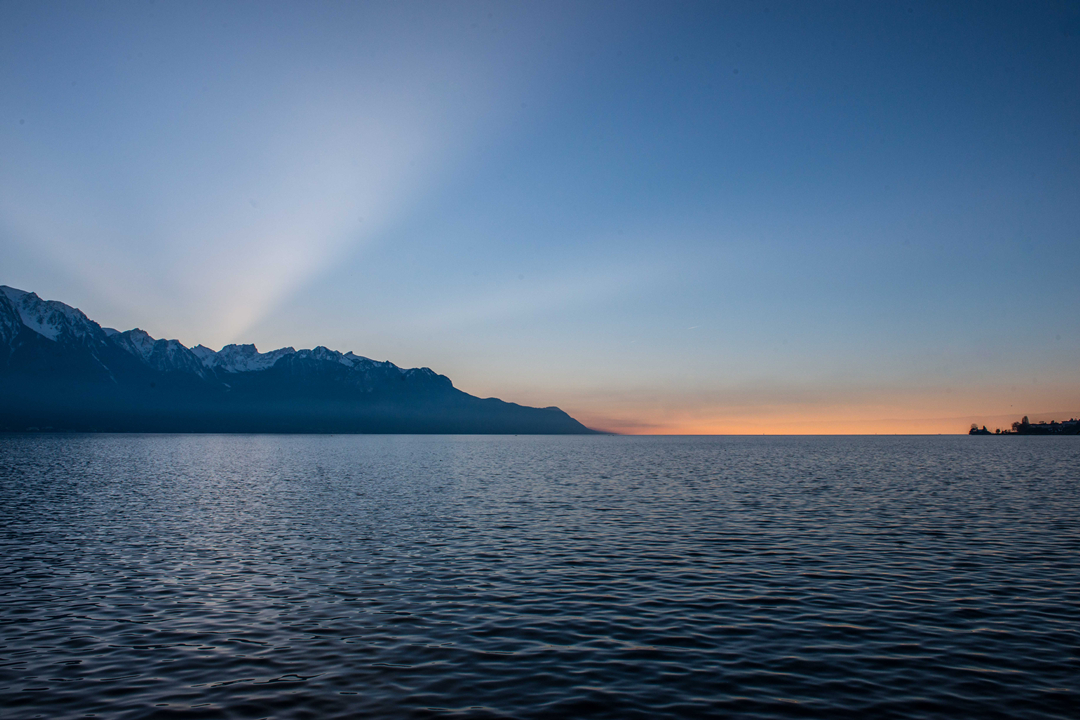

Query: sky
[1,0,1078,434]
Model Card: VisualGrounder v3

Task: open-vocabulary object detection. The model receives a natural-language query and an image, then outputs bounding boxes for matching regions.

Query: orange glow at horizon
[566,398,1080,436]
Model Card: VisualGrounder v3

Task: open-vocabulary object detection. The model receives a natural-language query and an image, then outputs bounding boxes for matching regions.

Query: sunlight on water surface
[1,435,1077,719]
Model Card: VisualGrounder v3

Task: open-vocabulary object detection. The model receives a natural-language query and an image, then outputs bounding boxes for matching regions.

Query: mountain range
[0,285,595,434]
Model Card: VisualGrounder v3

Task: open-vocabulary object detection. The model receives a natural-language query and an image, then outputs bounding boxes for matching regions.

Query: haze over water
[2,434,1077,719]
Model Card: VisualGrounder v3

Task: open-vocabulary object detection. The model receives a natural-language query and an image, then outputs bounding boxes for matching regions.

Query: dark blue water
[0,435,1077,719]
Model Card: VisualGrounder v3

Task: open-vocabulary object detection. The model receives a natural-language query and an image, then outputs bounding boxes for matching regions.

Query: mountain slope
[0,286,596,434]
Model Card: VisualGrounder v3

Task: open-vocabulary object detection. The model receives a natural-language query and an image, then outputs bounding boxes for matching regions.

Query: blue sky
[2,1,1078,432]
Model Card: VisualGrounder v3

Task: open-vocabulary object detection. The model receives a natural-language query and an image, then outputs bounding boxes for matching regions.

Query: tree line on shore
[970,416,1080,435]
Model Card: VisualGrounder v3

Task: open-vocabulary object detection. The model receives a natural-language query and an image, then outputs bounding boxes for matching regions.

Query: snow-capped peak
[0,285,104,344]
[116,328,156,361]
[106,328,209,377]
[341,350,398,370]
[0,286,463,400]
[203,343,296,373]
[191,344,217,363]
[299,345,351,366]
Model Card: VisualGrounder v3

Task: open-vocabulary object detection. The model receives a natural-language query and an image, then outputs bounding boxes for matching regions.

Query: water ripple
[0,435,1077,718]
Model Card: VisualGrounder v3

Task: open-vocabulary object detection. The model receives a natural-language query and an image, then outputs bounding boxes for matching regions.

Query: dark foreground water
[0,435,1077,719]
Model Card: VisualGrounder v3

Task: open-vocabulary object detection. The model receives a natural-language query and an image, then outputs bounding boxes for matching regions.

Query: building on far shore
[970,417,1080,435]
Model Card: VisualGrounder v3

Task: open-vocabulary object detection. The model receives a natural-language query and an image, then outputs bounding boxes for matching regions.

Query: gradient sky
[2,1,1078,433]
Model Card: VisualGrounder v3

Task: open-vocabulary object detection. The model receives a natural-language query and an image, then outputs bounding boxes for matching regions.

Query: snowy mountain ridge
[0,284,595,434]
[0,285,107,345]
[0,285,413,378]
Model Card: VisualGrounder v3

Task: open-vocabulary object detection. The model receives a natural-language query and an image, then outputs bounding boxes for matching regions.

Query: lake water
[1,434,1077,719]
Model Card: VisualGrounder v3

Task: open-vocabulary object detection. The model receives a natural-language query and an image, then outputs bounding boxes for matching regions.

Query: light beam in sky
[0,1,597,346]
[2,1,1077,433]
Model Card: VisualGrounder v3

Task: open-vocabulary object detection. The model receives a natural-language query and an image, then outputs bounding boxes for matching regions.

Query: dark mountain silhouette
[0,286,596,434]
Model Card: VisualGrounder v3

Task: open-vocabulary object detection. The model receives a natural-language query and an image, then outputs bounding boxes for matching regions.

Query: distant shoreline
[969,416,1080,435]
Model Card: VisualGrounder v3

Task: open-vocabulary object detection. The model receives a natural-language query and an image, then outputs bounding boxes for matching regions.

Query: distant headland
[969,416,1080,435]
[0,285,597,434]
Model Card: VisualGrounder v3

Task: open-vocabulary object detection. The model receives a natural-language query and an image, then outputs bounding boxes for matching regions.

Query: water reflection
[1,435,1078,718]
